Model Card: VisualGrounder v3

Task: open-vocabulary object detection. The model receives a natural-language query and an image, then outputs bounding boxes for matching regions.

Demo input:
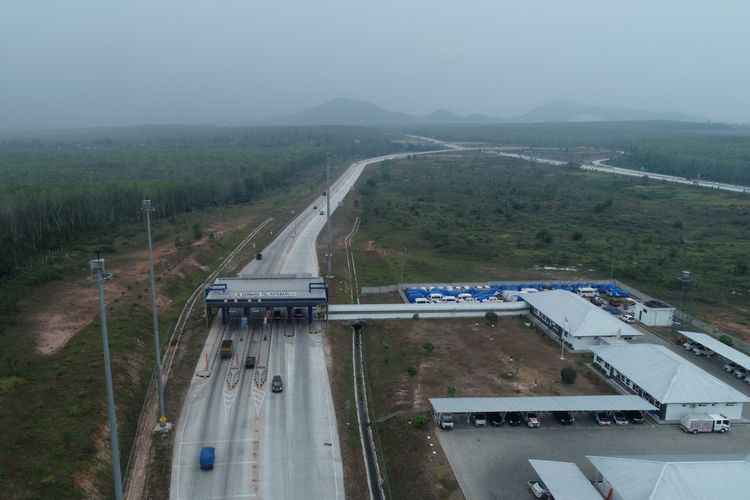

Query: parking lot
[436,416,750,500]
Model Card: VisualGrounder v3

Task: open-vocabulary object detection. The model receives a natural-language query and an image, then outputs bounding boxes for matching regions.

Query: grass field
[349,152,750,338]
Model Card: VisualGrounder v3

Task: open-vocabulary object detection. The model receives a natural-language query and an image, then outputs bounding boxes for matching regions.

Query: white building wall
[665,402,744,421]
[634,302,674,326]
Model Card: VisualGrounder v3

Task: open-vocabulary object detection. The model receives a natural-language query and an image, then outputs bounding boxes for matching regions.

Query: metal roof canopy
[429,395,656,414]
[679,331,750,370]
[528,460,601,500]
[205,276,327,308]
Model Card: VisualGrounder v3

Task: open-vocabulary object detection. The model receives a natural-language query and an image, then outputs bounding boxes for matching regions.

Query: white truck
[680,413,730,434]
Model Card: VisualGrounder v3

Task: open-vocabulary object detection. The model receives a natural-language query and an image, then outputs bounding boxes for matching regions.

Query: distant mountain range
[244,97,707,127]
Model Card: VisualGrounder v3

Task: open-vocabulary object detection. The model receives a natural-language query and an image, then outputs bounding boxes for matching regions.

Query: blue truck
[200,447,215,470]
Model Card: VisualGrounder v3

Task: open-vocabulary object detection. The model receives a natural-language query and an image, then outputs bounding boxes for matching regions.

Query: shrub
[485,311,498,324]
[719,335,734,347]
[561,367,577,384]
[422,342,434,352]
[412,415,428,429]
[407,365,418,377]
[192,223,203,240]
[412,313,420,320]
[535,229,553,244]
[447,386,456,397]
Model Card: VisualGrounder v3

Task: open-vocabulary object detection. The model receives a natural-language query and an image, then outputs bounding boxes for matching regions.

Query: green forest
[397,121,750,148]
[0,125,414,282]
[610,136,750,185]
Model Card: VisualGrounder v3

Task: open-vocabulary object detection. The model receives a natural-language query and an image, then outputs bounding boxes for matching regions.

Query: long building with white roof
[590,343,750,420]
[587,453,750,500]
[522,290,642,352]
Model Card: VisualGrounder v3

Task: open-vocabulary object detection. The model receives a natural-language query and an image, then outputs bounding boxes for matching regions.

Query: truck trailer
[680,413,730,434]
[220,339,233,359]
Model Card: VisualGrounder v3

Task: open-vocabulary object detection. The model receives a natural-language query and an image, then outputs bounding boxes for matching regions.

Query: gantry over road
[204,276,328,324]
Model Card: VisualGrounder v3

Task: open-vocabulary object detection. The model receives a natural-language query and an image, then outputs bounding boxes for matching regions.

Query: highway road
[486,150,750,194]
[170,149,452,500]
[586,158,750,194]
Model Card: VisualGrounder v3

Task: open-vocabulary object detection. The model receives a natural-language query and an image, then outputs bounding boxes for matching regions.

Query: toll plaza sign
[230,291,299,298]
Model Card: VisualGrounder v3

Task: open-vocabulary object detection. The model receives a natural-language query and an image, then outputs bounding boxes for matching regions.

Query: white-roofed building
[522,290,642,352]
[587,453,750,500]
[633,299,675,326]
[528,460,601,500]
[590,344,750,420]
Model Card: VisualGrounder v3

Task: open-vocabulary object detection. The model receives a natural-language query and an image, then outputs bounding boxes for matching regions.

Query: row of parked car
[682,340,750,384]
[722,362,750,384]
[464,409,646,428]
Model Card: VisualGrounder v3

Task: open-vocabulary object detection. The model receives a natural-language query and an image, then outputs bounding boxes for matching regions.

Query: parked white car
[723,362,740,373]
[733,368,749,379]
[619,314,635,324]
[744,375,750,385]
[691,346,714,357]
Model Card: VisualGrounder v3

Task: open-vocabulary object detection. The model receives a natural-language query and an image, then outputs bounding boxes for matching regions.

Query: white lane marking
[180,438,256,446]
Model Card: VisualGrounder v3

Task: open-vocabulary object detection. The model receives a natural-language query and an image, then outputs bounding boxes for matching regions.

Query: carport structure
[679,330,750,371]
[429,395,656,418]
[204,276,328,324]
[528,460,601,500]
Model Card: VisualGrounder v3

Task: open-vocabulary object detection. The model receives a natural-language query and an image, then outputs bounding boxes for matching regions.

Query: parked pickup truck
[681,413,730,434]
[220,340,233,359]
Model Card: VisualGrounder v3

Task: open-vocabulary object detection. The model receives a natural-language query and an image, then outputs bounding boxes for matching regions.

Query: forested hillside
[0,125,412,282]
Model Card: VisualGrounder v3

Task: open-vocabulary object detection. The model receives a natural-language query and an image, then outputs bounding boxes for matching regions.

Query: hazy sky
[1,1,749,129]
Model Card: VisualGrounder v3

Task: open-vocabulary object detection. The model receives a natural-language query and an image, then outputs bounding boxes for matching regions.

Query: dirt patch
[367,318,611,413]
[702,313,750,343]
[363,317,611,499]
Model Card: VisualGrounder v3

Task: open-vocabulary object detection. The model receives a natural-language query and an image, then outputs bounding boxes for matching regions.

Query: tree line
[612,136,750,185]
[0,126,416,280]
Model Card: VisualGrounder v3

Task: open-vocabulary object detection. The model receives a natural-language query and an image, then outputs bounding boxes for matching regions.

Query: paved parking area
[436,416,750,500]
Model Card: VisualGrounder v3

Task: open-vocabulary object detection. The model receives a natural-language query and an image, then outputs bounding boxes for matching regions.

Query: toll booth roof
[205,276,327,306]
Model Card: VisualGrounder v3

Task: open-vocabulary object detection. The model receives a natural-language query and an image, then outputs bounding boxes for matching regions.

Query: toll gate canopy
[204,276,328,323]
[429,395,656,414]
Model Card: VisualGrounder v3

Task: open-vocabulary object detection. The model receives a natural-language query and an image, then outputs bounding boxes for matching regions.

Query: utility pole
[89,258,123,500]
[142,199,167,426]
[326,153,333,278]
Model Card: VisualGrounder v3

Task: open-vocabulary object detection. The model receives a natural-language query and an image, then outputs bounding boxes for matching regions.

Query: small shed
[633,299,674,326]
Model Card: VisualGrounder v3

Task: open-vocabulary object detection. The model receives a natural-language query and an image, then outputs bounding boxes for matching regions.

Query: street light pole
[89,258,123,500]
[326,154,333,278]
[142,200,166,423]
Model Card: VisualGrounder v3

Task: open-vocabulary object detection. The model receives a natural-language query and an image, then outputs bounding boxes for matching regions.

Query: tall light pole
[326,154,333,278]
[142,199,166,423]
[89,258,123,500]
